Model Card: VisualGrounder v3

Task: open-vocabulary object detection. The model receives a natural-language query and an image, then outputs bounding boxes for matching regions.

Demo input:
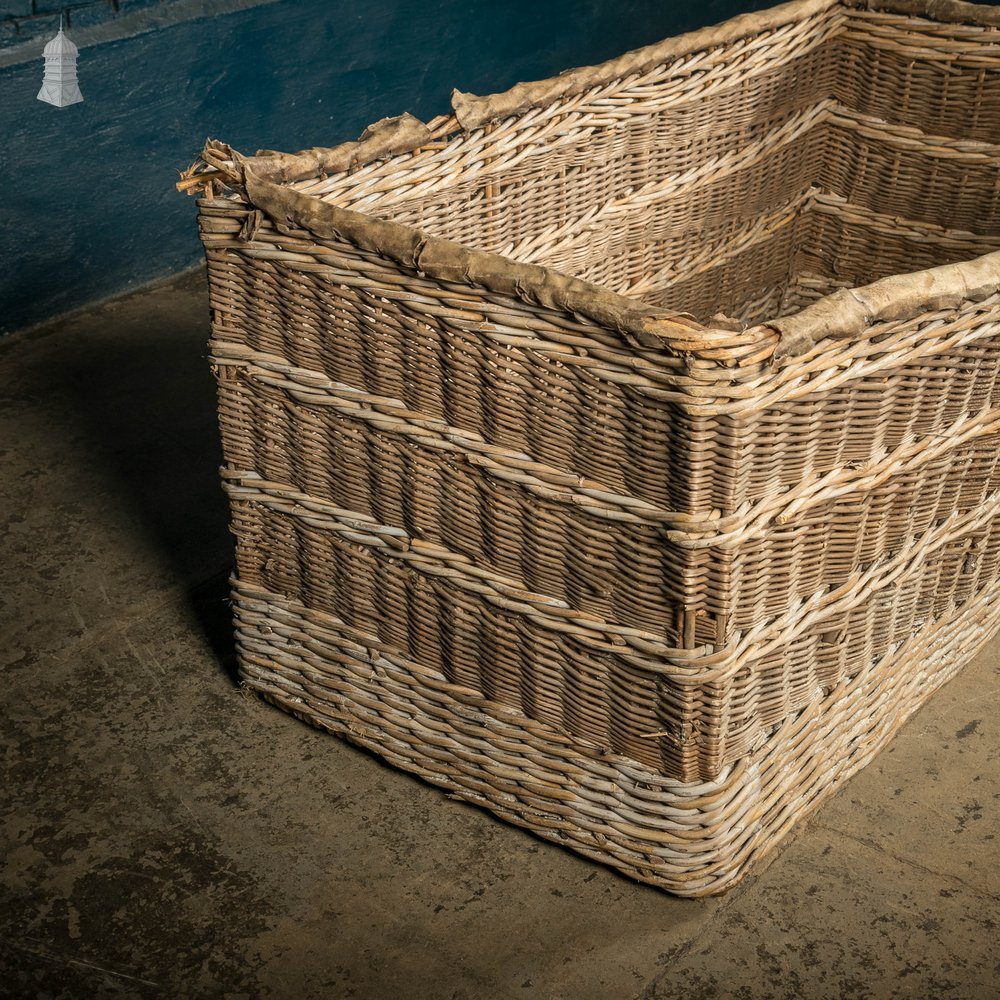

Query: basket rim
[182,0,1000,367]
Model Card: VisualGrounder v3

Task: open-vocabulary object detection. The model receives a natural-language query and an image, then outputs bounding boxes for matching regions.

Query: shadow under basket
[182,0,1000,895]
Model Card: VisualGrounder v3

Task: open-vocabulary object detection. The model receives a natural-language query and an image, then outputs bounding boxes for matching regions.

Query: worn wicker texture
[183,0,1000,894]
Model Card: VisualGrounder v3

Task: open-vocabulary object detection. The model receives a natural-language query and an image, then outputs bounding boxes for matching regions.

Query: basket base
[233,576,1000,896]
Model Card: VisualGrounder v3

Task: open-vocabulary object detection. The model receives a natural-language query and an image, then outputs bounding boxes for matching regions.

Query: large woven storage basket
[183,0,1000,895]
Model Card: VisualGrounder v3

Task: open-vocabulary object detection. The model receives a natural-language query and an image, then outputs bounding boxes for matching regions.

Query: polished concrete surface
[2,270,999,999]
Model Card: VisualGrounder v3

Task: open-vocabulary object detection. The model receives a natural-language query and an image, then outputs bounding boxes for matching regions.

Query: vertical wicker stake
[484,123,496,222]
[37,16,83,109]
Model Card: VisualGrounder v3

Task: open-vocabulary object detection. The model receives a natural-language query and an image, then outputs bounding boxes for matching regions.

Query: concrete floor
[2,269,999,999]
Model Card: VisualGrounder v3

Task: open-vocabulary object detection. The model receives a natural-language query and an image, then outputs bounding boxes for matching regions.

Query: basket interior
[292,4,1000,327]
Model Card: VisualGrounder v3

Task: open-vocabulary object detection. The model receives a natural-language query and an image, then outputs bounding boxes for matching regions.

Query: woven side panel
[796,196,1000,294]
[837,9,1000,142]
[670,297,1000,772]
[202,211,735,778]
[375,40,841,290]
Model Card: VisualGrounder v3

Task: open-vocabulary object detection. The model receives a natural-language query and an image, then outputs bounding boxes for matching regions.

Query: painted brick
[13,12,59,43]
[68,6,118,29]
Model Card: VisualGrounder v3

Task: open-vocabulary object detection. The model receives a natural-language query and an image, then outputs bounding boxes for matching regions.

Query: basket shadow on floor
[39,267,240,681]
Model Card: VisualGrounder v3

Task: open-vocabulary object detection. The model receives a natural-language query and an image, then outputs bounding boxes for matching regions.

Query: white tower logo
[37,19,83,108]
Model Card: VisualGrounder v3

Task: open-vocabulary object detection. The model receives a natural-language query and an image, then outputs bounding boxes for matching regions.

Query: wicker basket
[182,0,1000,895]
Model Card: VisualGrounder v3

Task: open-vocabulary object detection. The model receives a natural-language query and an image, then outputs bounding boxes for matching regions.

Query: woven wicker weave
[182,0,1000,895]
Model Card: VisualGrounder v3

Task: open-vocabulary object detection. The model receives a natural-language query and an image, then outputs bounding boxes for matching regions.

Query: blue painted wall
[1,0,791,334]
